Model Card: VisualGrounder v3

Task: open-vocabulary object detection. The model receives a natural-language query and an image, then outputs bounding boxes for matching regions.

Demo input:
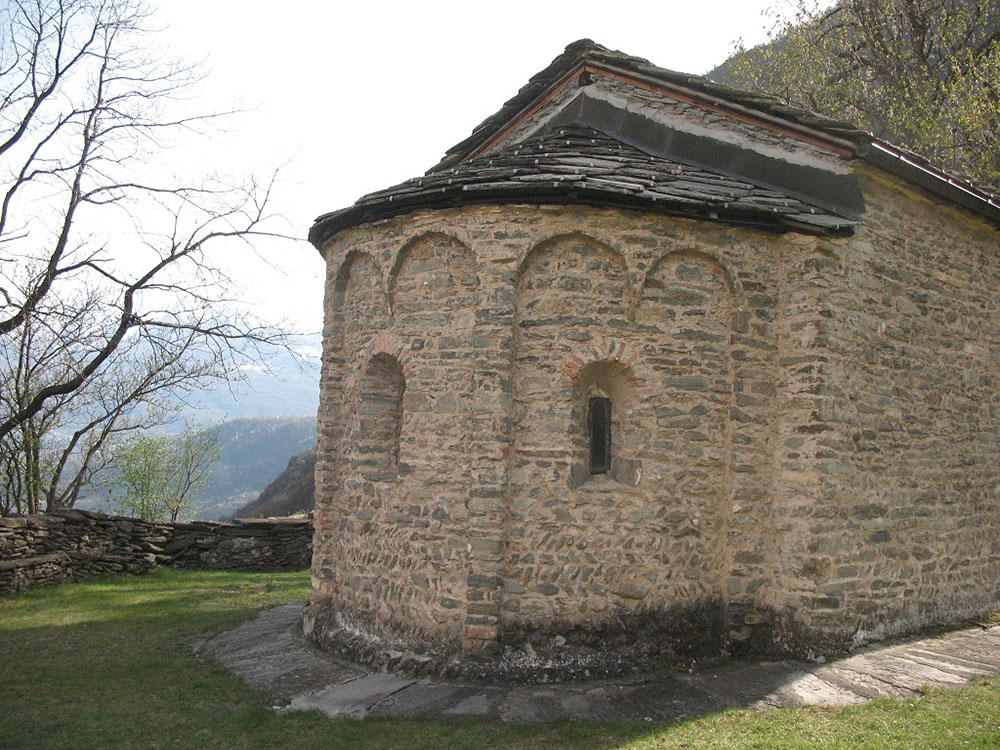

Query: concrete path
[199,603,1000,722]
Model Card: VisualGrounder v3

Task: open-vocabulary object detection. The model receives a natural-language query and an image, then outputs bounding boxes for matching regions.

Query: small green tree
[109,425,221,522]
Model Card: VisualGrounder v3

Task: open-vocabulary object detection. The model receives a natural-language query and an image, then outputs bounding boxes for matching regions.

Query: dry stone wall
[309,175,1000,677]
[0,509,312,593]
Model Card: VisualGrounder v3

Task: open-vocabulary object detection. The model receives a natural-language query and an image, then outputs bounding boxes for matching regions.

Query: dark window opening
[588,396,611,474]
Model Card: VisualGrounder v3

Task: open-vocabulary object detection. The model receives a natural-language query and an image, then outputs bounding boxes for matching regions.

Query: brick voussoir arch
[562,337,643,385]
[354,333,415,376]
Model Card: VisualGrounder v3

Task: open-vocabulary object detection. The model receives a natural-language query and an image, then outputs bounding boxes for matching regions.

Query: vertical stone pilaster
[462,246,516,655]
[312,242,347,599]
[767,234,846,637]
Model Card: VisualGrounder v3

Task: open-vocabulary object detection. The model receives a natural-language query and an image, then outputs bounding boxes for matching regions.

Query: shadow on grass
[1,570,997,750]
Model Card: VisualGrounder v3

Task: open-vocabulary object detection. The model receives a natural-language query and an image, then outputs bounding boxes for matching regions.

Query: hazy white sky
[151,0,815,333]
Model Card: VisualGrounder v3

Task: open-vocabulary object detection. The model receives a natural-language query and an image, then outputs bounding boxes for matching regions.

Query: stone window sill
[575,475,643,494]
[570,457,642,491]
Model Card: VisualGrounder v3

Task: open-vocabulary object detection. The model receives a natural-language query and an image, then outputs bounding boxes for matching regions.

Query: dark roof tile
[309,125,857,248]
[308,40,1000,249]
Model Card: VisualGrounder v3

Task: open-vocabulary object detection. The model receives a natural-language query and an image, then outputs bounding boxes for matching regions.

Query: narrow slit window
[588,396,611,474]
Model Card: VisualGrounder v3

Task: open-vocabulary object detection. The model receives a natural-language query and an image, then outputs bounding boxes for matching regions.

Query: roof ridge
[430,39,872,175]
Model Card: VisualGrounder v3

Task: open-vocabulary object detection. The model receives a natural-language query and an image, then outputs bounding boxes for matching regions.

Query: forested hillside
[200,417,317,519]
[710,0,1000,187]
[234,448,316,519]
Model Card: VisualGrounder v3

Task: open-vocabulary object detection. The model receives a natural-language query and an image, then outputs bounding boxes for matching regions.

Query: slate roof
[435,39,868,172]
[309,125,854,248]
[309,40,1000,250]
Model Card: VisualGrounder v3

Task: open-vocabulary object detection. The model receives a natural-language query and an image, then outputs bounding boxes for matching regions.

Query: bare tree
[0,0,293,513]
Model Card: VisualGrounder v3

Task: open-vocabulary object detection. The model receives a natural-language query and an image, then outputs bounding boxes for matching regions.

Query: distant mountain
[198,417,317,520]
[187,336,322,422]
[234,448,316,518]
[79,415,317,521]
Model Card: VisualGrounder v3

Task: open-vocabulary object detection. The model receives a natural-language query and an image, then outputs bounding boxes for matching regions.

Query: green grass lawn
[1,569,998,749]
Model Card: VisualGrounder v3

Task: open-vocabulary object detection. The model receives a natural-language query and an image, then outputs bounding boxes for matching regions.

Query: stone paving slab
[816,664,905,700]
[367,683,476,718]
[758,670,869,708]
[291,674,416,718]
[199,603,366,699]
[906,648,997,675]
[917,630,1000,667]
[200,603,1000,723]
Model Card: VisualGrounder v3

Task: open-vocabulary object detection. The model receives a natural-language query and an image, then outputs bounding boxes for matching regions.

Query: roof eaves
[308,178,857,251]
[858,140,1000,225]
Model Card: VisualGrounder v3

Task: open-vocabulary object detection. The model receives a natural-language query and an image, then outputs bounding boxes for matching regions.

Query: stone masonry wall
[310,178,1000,672]
[0,509,312,594]
[774,165,1000,647]
[309,202,836,668]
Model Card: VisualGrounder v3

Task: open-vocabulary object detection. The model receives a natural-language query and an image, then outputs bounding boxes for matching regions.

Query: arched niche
[639,248,741,299]
[386,233,477,485]
[512,233,630,484]
[353,353,405,479]
[636,249,735,389]
[515,232,628,310]
[513,234,628,456]
[633,249,737,594]
[506,233,635,626]
[389,232,478,322]
[318,251,390,512]
[331,251,390,351]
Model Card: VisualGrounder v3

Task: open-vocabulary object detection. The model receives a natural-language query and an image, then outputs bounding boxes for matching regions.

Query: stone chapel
[304,40,1000,679]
